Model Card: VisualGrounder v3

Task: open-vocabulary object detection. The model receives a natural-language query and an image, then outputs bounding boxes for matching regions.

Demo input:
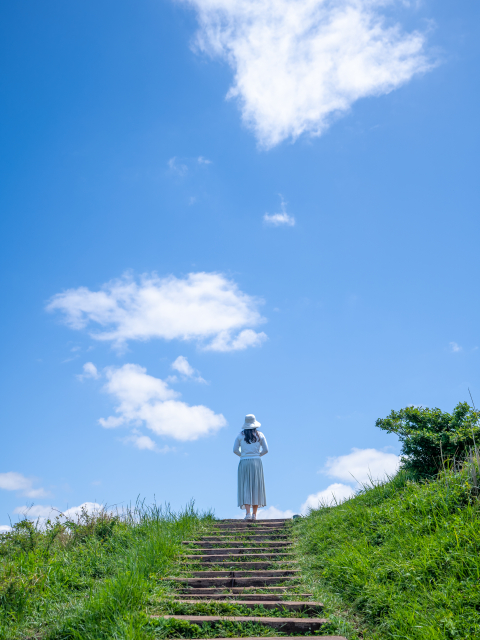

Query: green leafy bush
[375,402,480,479]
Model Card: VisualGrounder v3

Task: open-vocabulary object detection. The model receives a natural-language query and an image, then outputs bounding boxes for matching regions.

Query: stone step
[183,562,296,571]
[182,545,292,552]
[173,600,323,612]
[174,592,313,601]
[219,519,290,523]
[171,576,299,588]
[181,569,299,578]
[175,587,301,597]
[158,615,327,633]
[206,530,287,537]
[183,541,292,548]
[183,552,293,561]
[212,524,287,530]
[196,535,289,542]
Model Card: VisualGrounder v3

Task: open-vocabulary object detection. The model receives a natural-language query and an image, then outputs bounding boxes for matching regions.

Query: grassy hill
[296,468,480,639]
[0,502,214,639]
[1,467,479,639]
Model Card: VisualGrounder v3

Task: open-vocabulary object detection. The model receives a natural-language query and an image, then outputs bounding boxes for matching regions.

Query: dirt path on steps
[148,518,347,640]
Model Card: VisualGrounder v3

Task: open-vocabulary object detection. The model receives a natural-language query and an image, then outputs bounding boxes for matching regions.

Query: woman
[233,414,268,520]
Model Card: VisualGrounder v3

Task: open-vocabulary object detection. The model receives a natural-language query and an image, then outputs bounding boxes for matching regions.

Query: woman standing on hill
[233,414,268,520]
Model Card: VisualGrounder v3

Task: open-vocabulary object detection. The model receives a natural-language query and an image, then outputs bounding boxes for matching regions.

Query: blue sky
[1,0,479,525]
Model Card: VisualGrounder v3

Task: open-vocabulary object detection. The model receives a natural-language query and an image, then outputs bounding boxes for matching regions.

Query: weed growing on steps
[149,601,313,618]
[295,468,480,640]
[146,616,289,637]
[0,501,214,639]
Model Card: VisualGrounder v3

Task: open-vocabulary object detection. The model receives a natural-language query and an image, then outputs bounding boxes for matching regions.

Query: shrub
[375,402,480,479]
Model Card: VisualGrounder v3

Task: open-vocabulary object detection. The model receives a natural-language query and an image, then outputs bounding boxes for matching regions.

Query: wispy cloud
[449,342,462,353]
[168,156,188,176]
[168,156,212,175]
[47,272,267,352]
[0,472,47,498]
[99,363,227,442]
[122,431,173,453]
[184,0,433,147]
[264,196,295,227]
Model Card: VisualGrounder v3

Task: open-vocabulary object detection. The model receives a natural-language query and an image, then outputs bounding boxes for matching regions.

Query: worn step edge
[156,615,327,632]
[173,594,313,601]
[183,547,292,553]
[171,600,323,611]
[175,587,299,594]
[212,524,287,528]
[182,540,293,551]
[182,564,296,571]
[171,578,299,587]
[211,522,289,531]
[179,570,299,577]
[183,553,292,559]
[219,519,290,522]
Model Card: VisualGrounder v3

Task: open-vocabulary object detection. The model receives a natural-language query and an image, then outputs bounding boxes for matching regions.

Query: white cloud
[100,363,227,441]
[184,0,433,147]
[227,448,399,518]
[123,433,158,451]
[324,448,400,485]
[14,505,57,519]
[168,156,188,176]
[263,213,295,227]
[172,355,195,377]
[14,502,104,522]
[0,472,47,498]
[449,341,462,353]
[172,355,206,383]
[301,483,355,513]
[205,328,267,351]
[61,502,104,520]
[198,156,212,164]
[77,362,100,381]
[264,196,295,227]
[47,272,267,351]
[0,525,12,533]
[257,506,296,519]
[122,431,173,452]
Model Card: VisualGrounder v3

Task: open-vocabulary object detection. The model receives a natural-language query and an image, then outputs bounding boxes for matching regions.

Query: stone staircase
[156,518,347,639]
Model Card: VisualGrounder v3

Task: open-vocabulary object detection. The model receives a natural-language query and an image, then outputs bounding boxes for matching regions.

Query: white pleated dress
[233,431,268,509]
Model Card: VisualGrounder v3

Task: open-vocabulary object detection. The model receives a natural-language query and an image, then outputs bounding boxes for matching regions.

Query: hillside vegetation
[2,402,479,639]
[0,502,214,639]
[296,468,480,640]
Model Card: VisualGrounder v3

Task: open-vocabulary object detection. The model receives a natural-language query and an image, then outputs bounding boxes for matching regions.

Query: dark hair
[242,428,259,444]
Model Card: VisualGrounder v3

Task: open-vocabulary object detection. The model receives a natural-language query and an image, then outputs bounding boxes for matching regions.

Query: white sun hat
[242,414,261,429]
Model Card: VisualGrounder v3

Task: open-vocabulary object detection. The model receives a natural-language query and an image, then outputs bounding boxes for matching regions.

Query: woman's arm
[233,434,242,456]
[259,433,269,456]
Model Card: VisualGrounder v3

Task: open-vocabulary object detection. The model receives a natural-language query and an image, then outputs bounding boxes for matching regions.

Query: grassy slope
[0,502,213,640]
[296,470,480,640]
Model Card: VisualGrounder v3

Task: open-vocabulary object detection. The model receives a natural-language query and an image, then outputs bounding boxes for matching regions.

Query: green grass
[0,501,214,639]
[149,601,313,617]
[295,468,480,640]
